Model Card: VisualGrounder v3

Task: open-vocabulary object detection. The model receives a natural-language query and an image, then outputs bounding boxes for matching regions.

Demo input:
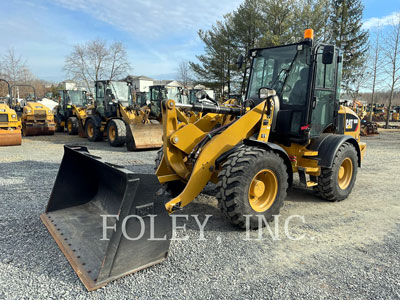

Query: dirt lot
[0,132,399,299]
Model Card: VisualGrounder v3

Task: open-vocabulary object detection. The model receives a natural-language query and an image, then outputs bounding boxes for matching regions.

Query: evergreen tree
[231,0,265,94]
[190,15,238,96]
[330,0,369,92]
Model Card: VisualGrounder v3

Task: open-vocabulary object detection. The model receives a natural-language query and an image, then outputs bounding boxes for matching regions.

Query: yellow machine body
[21,102,55,136]
[0,101,22,146]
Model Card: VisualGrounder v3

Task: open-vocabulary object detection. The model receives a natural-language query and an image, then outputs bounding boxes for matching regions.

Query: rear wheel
[67,117,79,135]
[314,142,358,201]
[85,118,102,142]
[154,147,186,197]
[55,123,64,132]
[107,119,126,147]
[216,145,288,229]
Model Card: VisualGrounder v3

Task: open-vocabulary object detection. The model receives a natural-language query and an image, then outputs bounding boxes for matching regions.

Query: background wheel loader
[16,84,56,136]
[41,29,366,290]
[54,90,88,136]
[84,80,163,151]
[0,79,22,146]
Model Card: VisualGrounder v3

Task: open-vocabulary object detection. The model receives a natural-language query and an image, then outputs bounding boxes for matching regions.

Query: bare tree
[108,42,130,80]
[383,14,400,128]
[177,61,193,88]
[368,29,384,122]
[64,39,131,93]
[347,59,370,103]
[1,48,27,82]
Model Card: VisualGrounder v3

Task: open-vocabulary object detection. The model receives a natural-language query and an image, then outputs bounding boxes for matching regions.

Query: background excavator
[54,90,88,136]
[84,80,162,150]
[41,29,366,290]
[0,79,21,146]
[16,84,56,136]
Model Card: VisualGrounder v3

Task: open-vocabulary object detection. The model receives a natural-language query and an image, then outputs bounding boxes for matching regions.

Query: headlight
[27,110,32,113]
[48,110,51,113]
[11,114,17,119]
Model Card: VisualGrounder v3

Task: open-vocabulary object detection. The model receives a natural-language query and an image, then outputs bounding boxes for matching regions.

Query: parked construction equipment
[0,79,22,146]
[41,29,366,290]
[54,90,88,136]
[85,80,162,150]
[17,84,55,136]
[352,100,378,135]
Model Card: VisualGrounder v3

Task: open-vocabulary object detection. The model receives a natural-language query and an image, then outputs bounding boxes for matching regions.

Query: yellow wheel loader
[84,80,162,151]
[54,90,88,136]
[41,30,366,290]
[16,84,56,136]
[0,79,21,146]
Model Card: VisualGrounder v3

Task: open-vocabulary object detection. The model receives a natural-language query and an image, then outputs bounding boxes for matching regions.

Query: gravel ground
[0,132,399,299]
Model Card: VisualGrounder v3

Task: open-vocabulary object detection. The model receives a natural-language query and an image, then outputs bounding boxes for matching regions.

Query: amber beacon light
[304,28,314,40]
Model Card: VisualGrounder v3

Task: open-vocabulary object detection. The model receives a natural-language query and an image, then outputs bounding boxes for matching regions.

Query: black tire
[216,145,288,229]
[55,122,64,132]
[314,142,358,201]
[107,119,126,147]
[67,117,79,135]
[85,118,102,142]
[154,147,186,197]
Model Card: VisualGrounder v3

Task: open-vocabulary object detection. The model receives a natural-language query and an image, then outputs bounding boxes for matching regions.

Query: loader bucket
[126,122,163,151]
[0,129,22,146]
[78,119,86,138]
[40,145,172,291]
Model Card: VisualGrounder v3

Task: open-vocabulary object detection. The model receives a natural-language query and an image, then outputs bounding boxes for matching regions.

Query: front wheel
[314,142,358,201]
[67,117,79,135]
[85,118,102,142]
[216,145,289,229]
[107,119,126,147]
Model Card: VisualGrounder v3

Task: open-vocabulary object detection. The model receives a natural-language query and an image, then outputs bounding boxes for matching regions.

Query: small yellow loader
[54,90,88,136]
[16,84,56,136]
[41,29,366,290]
[84,80,163,151]
[0,79,21,146]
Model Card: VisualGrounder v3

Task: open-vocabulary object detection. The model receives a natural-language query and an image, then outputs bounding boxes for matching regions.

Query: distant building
[125,75,154,92]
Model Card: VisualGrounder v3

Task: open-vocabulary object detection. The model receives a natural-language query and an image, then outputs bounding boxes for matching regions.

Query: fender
[308,133,361,168]
[216,138,293,187]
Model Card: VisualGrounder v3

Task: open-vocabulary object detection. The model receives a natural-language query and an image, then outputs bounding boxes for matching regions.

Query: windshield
[151,87,167,102]
[67,91,85,105]
[108,82,131,106]
[247,44,310,105]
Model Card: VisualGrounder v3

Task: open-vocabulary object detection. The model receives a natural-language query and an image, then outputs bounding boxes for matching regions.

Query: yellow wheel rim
[248,169,278,212]
[88,123,93,138]
[67,121,72,131]
[109,126,116,142]
[338,157,353,190]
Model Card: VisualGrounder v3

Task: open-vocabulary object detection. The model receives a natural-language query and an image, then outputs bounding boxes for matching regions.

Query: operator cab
[95,80,133,117]
[246,29,342,145]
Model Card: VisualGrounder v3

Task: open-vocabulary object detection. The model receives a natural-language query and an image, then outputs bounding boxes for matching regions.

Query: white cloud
[363,11,400,30]
[48,0,242,39]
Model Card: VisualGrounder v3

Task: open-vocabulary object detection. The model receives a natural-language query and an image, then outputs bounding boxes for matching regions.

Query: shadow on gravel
[22,133,162,154]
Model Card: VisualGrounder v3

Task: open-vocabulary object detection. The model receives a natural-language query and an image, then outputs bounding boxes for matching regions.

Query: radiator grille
[35,110,47,116]
[0,114,8,122]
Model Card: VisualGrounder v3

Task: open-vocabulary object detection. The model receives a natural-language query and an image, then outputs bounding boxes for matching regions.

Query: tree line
[188,0,400,112]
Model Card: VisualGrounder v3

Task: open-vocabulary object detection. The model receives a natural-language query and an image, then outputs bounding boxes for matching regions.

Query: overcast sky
[0,0,399,82]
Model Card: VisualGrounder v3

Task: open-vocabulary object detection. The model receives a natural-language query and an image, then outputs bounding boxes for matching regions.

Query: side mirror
[322,45,334,64]
[236,54,244,69]
[258,87,276,99]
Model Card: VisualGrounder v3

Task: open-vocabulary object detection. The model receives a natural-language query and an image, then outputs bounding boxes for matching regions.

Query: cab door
[310,45,338,137]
